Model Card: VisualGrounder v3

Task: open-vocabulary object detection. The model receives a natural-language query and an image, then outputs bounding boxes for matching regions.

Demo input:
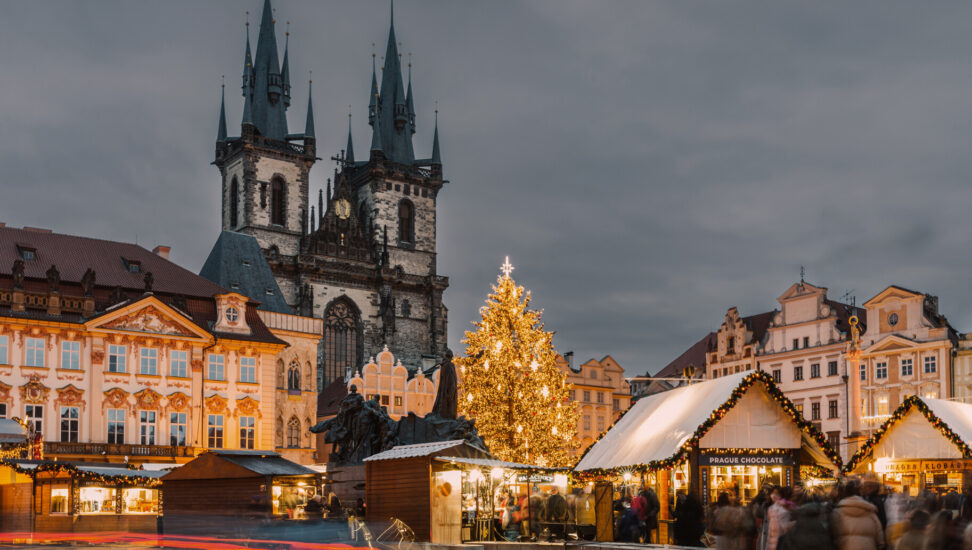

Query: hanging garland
[0,459,161,488]
[842,395,972,473]
[573,371,842,480]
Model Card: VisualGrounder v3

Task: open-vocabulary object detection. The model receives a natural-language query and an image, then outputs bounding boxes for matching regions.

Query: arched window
[286,416,300,448]
[398,199,414,244]
[287,360,301,392]
[230,177,239,228]
[401,299,410,318]
[324,298,362,385]
[271,179,285,226]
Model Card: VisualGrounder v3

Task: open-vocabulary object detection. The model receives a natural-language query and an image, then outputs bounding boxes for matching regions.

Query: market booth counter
[0,460,164,533]
[845,396,972,495]
[575,371,840,544]
[161,450,321,535]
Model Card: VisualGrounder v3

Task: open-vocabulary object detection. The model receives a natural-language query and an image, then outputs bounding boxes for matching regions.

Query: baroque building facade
[212,0,449,392]
[559,354,631,456]
[0,225,317,464]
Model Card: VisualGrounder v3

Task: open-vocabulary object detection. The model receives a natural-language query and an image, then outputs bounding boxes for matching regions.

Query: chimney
[565,351,574,371]
[152,245,170,260]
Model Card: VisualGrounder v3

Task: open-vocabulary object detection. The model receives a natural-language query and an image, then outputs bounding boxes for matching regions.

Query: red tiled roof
[653,332,716,378]
[744,310,776,343]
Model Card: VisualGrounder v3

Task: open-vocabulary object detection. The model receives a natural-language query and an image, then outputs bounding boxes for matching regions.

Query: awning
[434,456,569,472]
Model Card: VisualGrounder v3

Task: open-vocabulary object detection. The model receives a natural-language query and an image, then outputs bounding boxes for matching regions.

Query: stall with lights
[574,370,840,542]
[0,459,164,533]
[160,450,321,535]
[844,396,972,495]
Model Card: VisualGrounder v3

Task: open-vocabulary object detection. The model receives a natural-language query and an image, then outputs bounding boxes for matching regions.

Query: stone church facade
[213,0,449,390]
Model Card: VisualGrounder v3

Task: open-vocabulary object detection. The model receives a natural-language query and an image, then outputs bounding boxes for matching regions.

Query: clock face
[888,312,899,327]
[336,199,351,220]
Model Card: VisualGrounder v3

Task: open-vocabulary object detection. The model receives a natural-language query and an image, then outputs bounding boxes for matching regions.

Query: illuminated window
[795,403,804,416]
[79,487,117,514]
[61,341,80,370]
[50,486,69,514]
[25,337,45,367]
[122,488,159,514]
[877,396,889,416]
[925,389,939,400]
[394,396,403,407]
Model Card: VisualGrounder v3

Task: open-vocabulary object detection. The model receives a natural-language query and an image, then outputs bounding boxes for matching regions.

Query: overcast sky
[2,1,972,376]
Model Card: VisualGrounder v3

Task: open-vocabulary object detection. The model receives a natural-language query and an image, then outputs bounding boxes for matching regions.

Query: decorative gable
[213,293,252,335]
[88,297,210,340]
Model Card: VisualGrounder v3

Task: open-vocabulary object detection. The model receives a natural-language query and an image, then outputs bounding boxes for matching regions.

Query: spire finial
[272,7,276,24]
[245,10,249,28]
[431,101,441,165]
[286,20,290,37]
[217,76,228,142]
[390,0,394,27]
[304,75,315,138]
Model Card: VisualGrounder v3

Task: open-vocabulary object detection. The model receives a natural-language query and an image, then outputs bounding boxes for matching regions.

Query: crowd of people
[653,478,972,550]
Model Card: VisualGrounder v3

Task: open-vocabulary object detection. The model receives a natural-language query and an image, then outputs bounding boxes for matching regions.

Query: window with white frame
[876,362,888,379]
[810,363,820,379]
[828,360,838,376]
[772,369,781,383]
[793,366,803,381]
[924,356,937,374]
[26,404,43,435]
[25,337,45,367]
[0,335,7,364]
[240,416,255,450]
[877,396,890,416]
[108,344,127,373]
[139,410,156,445]
[811,402,821,421]
[59,406,78,442]
[169,350,188,378]
[107,408,125,444]
[583,415,591,431]
[860,363,866,381]
[169,412,187,446]
[901,358,913,377]
[208,354,225,381]
[60,341,80,370]
[139,349,158,375]
[240,356,256,383]
[828,399,838,419]
[207,414,224,448]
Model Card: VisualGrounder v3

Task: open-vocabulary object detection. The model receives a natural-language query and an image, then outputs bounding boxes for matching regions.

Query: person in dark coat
[777,502,834,550]
[674,492,706,548]
[643,488,660,543]
[304,494,325,518]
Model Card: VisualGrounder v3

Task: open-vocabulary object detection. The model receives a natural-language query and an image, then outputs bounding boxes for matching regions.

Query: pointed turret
[310,205,316,233]
[368,55,379,126]
[318,189,324,225]
[406,63,416,135]
[242,21,253,96]
[249,0,288,140]
[431,109,441,166]
[281,26,292,108]
[346,114,355,163]
[217,84,228,142]
[326,179,332,202]
[370,89,384,155]
[374,0,415,164]
[304,79,315,138]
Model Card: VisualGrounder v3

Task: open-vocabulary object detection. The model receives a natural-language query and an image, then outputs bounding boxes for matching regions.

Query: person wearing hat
[892,509,929,550]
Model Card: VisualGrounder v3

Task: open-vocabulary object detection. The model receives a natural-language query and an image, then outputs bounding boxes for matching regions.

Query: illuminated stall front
[575,371,840,543]
[0,460,163,533]
[845,396,972,496]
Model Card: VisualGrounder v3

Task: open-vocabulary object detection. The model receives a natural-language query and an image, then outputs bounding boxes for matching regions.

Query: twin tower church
[202,0,449,392]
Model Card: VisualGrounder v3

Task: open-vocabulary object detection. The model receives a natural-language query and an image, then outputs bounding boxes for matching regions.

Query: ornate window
[287,361,301,392]
[398,199,414,244]
[286,417,300,448]
[323,298,362,385]
[230,177,239,228]
[271,178,285,226]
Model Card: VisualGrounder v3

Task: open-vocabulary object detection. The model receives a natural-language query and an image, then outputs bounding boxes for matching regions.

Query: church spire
[371,91,384,154]
[346,112,355,163]
[282,22,291,108]
[406,59,416,135]
[374,0,415,164]
[248,0,288,140]
[431,108,441,166]
[304,78,315,138]
[217,81,228,142]
[368,51,378,126]
[241,15,254,127]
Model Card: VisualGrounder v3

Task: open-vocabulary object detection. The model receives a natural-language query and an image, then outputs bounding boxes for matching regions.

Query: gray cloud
[2,1,972,376]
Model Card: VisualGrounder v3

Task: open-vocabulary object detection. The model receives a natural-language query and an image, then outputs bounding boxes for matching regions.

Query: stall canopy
[363,440,490,462]
[845,396,972,472]
[434,456,569,472]
[575,370,840,473]
[0,419,26,443]
[161,450,317,480]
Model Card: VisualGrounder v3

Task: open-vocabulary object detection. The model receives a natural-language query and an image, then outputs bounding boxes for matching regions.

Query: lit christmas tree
[458,257,579,467]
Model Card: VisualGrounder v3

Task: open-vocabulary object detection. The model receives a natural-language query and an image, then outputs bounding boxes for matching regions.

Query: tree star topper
[500,256,515,278]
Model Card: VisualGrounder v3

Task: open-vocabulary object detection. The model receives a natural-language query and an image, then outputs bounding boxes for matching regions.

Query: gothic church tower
[214,1,449,390]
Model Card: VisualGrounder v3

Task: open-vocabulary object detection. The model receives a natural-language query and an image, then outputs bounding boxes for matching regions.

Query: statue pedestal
[328,463,365,505]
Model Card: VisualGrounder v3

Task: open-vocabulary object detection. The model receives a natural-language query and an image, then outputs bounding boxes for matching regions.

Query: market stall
[574,370,840,543]
[844,396,972,496]
[161,450,321,535]
[0,459,164,533]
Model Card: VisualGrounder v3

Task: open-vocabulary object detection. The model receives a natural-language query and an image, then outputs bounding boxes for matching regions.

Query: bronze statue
[432,350,458,420]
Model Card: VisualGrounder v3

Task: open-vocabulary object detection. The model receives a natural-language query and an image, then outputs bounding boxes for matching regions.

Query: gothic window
[286,416,300,448]
[271,178,286,226]
[398,199,414,244]
[287,360,301,392]
[230,177,239,228]
[324,298,362,385]
[401,299,410,318]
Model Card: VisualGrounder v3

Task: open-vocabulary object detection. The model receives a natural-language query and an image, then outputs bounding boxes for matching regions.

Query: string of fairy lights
[0,459,160,488]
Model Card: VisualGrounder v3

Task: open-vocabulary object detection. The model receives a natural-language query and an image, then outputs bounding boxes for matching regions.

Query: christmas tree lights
[458,257,579,467]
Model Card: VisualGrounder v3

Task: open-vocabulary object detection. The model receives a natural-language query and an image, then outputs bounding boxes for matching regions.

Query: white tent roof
[846,396,972,471]
[575,370,837,472]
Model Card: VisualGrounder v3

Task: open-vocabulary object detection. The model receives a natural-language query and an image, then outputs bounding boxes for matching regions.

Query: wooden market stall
[575,370,840,543]
[161,450,320,534]
[845,396,972,496]
[364,440,491,544]
[0,459,163,533]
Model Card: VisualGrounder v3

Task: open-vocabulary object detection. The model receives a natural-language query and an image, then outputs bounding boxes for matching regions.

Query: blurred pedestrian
[766,486,795,550]
[674,491,705,548]
[778,502,835,550]
[894,509,930,550]
[831,481,884,550]
[924,509,959,550]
